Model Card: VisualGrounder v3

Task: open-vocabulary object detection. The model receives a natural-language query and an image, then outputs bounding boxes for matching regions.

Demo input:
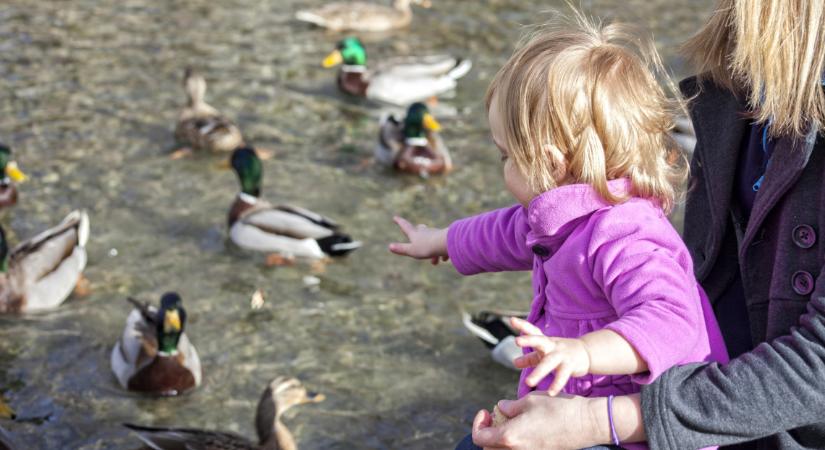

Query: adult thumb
[497,397,528,418]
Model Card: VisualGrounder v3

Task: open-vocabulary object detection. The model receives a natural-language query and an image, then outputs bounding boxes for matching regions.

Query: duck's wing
[11,210,89,312]
[111,308,157,390]
[123,423,255,450]
[274,204,341,230]
[296,2,402,31]
[368,59,472,106]
[176,333,202,387]
[377,55,469,78]
[175,113,243,153]
[376,114,404,165]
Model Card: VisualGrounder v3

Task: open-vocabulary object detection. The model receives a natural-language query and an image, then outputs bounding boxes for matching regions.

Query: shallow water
[0,1,712,448]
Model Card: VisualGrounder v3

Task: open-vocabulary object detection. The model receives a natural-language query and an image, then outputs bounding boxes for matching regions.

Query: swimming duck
[110,292,202,396]
[0,144,27,211]
[462,310,527,371]
[0,210,89,314]
[173,68,244,157]
[124,376,324,450]
[322,37,472,106]
[228,147,361,262]
[296,0,431,32]
[376,102,452,176]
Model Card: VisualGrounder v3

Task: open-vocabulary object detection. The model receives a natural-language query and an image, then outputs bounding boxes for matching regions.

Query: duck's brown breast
[0,184,18,210]
[127,353,196,396]
[337,71,369,97]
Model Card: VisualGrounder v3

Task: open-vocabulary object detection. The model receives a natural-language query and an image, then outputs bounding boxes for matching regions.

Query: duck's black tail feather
[316,234,362,257]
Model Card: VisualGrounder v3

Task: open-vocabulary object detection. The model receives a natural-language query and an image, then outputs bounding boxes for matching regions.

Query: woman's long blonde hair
[683,0,825,137]
[486,12,687,212]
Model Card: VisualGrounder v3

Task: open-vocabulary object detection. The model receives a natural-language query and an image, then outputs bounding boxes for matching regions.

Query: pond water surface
[0,1,713,448]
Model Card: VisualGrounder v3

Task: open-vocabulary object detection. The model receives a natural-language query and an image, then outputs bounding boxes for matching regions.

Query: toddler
[389,15,728,450]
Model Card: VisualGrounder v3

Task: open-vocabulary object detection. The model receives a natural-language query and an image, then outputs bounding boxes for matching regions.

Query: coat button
[791,271,815,296]
[792,225,816,249]
[531,245,550,257]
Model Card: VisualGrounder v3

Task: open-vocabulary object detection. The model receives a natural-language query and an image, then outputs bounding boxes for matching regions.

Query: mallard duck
[322,37,472,106]
[0,210,89,314]
[124,376,324,450]
[110,293,202,396]
[377,102,452,176]
[0,144,27,211]
[296,0,431,32]
[173,68,244,157]
[461,310,527,371]
[228,147,361,262]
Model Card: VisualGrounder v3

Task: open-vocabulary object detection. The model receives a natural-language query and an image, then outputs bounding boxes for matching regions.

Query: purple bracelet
[607,395,620,446]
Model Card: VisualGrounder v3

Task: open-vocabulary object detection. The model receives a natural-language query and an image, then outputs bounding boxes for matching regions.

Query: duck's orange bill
[423,113,442,132]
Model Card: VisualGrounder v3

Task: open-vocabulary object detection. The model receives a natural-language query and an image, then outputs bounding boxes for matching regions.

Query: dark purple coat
[641,76,825,449]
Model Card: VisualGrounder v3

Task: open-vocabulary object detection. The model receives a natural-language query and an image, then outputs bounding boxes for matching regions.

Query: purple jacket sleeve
[446,205,533,275]
[591,218,705,384]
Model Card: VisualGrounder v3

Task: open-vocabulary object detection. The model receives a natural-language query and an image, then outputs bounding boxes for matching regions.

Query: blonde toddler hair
[486,13,687,213]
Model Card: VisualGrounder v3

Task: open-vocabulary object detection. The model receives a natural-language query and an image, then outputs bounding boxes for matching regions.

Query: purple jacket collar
[526,178,635,240]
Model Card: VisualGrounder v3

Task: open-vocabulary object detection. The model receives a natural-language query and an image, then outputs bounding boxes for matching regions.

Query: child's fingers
[388,242,413,256]
[510,317,543,336]
[431,256,440,265]
[548,364,574,396]
[513,351,542,369]
[526,353,562,387]
[393,216,417,236]
[515,335,555,353]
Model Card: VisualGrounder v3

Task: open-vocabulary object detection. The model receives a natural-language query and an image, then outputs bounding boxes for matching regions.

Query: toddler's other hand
[511,317,591,396]
[388,216,449,263]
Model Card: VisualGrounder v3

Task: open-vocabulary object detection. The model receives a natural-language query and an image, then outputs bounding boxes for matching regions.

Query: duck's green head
[231,147,262,197]
[0,144,26,183]
[403,102,442,139]
[157,292,186,354]
[323,37,366,68]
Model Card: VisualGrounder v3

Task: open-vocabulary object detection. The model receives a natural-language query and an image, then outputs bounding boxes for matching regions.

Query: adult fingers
[497,396,529,418]
[510,317,543,336]
[548,364,573,396]
[526,353,562,387]
[472,409,503,448]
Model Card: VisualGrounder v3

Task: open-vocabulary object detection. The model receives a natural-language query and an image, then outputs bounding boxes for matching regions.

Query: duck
[227,147,361,263]
[173,68,244,158]
[461,309,527,371]
[376,102,451,176]
[0,144,26,211]
[322,37,472,106]
[0,210,89,314]
[111,293,201,396]
[124,376,324,450]
[296,0,431,32]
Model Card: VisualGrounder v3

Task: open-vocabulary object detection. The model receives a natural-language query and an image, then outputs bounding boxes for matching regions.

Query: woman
[471,1,825,448]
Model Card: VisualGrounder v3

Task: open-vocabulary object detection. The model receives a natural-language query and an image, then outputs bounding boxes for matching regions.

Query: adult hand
[388,216,449,264]
[472,392,602,450]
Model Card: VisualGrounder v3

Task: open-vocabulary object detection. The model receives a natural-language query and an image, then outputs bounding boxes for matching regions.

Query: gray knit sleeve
[641,293,825,448]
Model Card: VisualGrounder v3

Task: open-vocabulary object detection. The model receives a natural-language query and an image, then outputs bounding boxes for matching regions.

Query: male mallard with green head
[322,37,471,106]
[377,102,452,176]
[0,144,27,211]
[173,68,244,158]
[110,292,201,396]
[228,147,361,262]
[0,210,89,314]
[296,0,431,32]
[124,376,324,450]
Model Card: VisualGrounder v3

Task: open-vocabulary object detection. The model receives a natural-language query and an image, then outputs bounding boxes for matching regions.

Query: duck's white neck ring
[342,65,366,73]
[405,137,429,146]
[238,192,259,204]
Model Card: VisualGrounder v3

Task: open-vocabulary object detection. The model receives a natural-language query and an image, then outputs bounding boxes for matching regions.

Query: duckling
[322,37,471,106]
[0,210,89,314]
[173,68,244,158]
[0,144,26,211]
[461,310,527,371]
[228,147,361,263]
[377,102,451,176]
[124,376,324,450]
[296,0,431,32]
[110,293,202,396]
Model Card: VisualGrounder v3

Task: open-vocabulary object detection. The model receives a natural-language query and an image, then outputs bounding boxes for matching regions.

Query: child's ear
[543,143,569,182]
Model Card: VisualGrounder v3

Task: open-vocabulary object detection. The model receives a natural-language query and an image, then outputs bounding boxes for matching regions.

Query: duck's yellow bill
[165,310,182,332]
[423,113,442,132]
[0,396,14,419]
[322,50,343,68]
[6,161,26,183]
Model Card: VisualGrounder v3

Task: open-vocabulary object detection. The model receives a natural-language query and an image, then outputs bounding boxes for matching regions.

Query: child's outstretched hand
[388,216,449,265]
[511,317,591,396]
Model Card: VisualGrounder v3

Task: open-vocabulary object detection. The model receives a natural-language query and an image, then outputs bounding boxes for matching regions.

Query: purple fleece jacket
[447,179,728,450]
